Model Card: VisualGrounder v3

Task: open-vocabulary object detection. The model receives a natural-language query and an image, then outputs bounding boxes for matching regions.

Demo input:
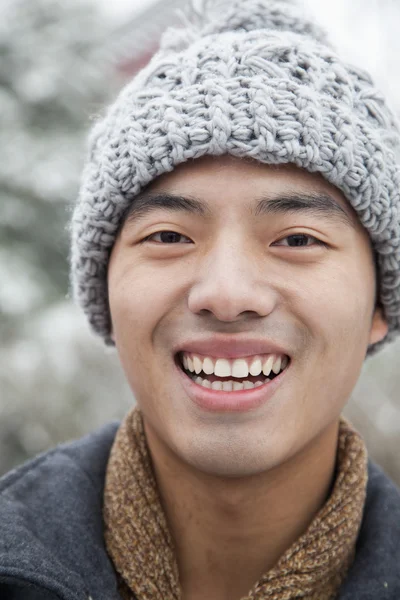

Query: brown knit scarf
[103,408,368,600]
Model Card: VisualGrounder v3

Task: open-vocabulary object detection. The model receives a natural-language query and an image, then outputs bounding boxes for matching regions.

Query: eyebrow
[123,192,211,226]
[121,190,356,229]
[252,191,356,227]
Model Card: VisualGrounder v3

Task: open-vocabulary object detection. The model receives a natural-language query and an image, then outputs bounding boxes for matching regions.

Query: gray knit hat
[70,0,400,355]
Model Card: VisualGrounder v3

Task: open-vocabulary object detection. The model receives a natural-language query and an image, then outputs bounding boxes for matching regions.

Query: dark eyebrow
[252,191,357,228]
[122,192,211,227]
[120,190,356,230]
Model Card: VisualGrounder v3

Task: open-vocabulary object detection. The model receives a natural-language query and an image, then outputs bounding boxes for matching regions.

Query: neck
[144,419,339,600]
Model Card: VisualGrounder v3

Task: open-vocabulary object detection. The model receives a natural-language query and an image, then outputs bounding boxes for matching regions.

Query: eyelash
[142,231,327,248]
[273,234,327,248]
[142,231,193,244]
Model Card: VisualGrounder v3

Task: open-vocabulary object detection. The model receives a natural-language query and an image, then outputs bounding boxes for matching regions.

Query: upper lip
[174,336,290,360]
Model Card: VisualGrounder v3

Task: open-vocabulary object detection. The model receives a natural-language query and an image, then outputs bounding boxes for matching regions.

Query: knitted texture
[103,407,368,600]
[70,0,400,354]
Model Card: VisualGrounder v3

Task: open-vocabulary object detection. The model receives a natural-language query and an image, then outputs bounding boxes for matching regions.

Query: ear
[368,305,388,346]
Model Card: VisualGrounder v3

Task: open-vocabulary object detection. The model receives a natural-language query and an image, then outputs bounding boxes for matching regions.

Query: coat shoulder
[0,421,121,600]
[339,460,400,599]
[0,420,120,497]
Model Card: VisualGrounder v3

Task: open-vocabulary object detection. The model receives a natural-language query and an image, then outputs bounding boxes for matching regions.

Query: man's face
[108,155,387,477]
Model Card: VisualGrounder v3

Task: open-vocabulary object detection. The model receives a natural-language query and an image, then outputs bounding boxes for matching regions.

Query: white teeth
[272,356,282,375]
[183,352,289,379]
[222,380,233,391]
[193,355,202,375]
[192,376,269,391]
[203,357,214,375]
[233,381,245,391]
[214,358,231,377]
[262,355,274,377]
[211,380,223,390]
[231,359,249,378]
[243,380,255,389]
[249,358,262,376]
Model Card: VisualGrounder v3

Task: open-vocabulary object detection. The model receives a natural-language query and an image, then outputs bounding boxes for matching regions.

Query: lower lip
[176,361,289,413]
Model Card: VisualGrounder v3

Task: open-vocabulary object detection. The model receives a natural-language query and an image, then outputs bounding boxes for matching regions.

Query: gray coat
[0,422,399,600]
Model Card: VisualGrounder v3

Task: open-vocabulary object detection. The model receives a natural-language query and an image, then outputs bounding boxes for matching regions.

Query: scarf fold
[103,408,368,600]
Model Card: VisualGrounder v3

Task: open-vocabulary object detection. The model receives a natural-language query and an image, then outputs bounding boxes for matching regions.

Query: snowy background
[1,0,399,483]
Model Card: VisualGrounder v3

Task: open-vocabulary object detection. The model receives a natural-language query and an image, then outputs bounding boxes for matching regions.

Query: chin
[171,422,290,479]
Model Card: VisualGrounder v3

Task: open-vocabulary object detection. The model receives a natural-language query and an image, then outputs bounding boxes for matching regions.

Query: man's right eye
[143,231,192,244]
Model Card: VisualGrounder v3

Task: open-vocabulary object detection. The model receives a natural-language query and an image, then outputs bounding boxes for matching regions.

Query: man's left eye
[144,231,192,244]
[273,234,325,247]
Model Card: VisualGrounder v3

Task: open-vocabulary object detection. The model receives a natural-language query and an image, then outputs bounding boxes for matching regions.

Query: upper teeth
[182,353,288,378]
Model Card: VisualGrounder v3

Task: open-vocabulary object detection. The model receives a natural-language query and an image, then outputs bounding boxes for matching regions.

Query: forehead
[149,155,348,205]
[134,154,360,227]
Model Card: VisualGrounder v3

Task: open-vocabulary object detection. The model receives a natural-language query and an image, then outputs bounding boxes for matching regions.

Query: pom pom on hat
[160,0,331,53]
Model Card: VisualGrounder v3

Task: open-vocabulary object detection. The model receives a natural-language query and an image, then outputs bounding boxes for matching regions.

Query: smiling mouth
[176,352,290,392]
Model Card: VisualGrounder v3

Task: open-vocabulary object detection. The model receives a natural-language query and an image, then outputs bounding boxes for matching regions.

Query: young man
[1,0,399,599]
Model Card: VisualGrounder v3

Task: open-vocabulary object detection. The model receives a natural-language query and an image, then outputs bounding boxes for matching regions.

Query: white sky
[95,0,157,22]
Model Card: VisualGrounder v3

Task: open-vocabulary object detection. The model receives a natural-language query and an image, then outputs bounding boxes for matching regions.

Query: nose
[187,238,278,322]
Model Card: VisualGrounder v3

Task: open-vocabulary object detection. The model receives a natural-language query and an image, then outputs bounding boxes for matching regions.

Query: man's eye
[273,234,325,247]
[144,230,192,244]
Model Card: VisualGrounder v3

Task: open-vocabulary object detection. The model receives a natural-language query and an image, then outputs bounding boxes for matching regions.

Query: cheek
[286,258,376,426]
[108,268,151,341]
[107,258,188,380]
[290,255,375,355]
[109,259,179,335]
[328,258,375,336]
